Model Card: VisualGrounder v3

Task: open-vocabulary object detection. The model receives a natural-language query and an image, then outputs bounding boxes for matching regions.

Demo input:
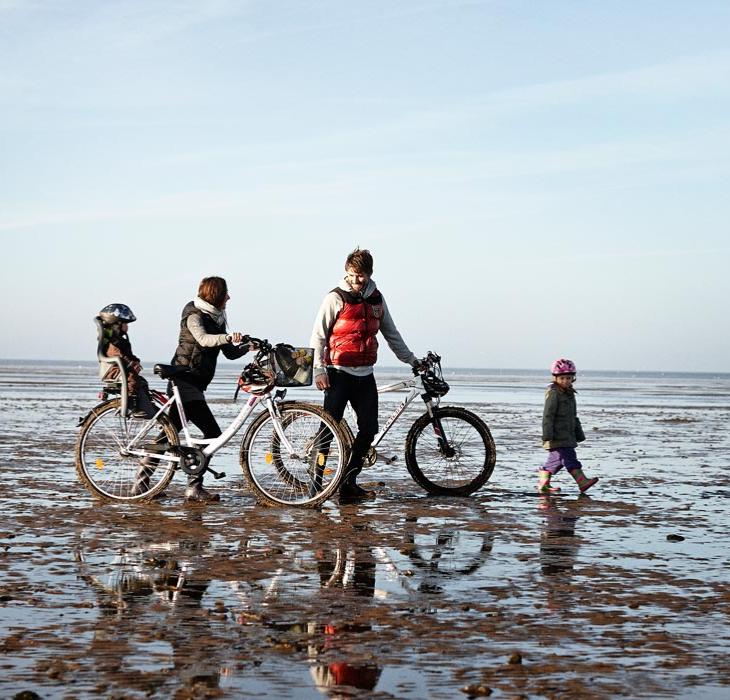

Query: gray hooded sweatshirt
[309,277,417,379]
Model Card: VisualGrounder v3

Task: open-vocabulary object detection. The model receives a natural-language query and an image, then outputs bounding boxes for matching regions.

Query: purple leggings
[543,447,582,475]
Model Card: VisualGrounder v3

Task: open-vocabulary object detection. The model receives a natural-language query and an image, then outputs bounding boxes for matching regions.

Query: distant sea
[2,358,729,410]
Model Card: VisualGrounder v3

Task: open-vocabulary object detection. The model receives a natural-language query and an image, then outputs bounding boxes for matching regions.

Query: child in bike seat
[98,303,155,418]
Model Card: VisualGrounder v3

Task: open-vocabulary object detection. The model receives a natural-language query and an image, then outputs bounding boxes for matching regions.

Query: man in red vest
[310,248,419,502]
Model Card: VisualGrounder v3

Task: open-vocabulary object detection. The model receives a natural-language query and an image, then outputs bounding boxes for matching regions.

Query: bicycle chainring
[176,446,209,477]
[363,447,377,467]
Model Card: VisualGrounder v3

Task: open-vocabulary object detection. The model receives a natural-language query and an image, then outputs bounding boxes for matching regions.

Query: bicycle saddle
[153,364,192,379]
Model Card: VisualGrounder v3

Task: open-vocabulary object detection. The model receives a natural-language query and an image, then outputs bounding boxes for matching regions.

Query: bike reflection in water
[539,496,585,610]
[75,519,222,693]
[398,514,495,595]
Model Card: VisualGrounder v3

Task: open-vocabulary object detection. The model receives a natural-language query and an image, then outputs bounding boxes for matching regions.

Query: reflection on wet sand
[310,530,382,698]
[75,515,222,695]
[4,362,730,698]
[400,514,494,595]
[538,496,585,611]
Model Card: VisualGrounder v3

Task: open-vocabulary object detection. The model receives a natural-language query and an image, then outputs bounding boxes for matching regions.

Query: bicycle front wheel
[405,406,496,496]
[75,399,179,502]
[240,403,347,507]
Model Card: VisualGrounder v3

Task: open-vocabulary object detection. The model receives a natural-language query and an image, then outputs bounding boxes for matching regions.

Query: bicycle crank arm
[208,468,226,480]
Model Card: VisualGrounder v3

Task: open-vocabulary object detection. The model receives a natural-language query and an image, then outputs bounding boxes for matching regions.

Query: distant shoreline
[1,357,728,379]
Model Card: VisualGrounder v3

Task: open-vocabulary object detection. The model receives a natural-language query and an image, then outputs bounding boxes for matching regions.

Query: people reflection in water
[76,529,221,693]
[539,496,584,610]
[309,536,383,697]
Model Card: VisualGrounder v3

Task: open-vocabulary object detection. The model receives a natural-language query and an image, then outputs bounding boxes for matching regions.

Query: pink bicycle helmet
[551,358,577,376]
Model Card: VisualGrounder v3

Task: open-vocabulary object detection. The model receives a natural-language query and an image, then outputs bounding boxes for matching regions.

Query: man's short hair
[345,248,373,275]
[198,276,228,309]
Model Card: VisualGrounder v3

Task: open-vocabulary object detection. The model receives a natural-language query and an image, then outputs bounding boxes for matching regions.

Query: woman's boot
[569,468,598,493]
[185,476,220,503]
[537,469,560,494]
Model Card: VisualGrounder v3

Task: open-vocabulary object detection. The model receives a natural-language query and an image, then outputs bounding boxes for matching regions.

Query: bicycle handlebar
[413,350,442,375]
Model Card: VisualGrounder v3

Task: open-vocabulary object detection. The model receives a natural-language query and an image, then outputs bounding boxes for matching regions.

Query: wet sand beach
[1,362,729,699]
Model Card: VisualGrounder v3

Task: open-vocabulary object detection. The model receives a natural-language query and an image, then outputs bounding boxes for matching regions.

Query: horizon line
[0,357,728,376]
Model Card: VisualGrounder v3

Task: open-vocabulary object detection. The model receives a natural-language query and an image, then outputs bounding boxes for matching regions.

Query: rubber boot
[569,468,598,494]
[308,452,327,498]
[537,469,561,494]
[338,459,375,503]
[185,476,220,503]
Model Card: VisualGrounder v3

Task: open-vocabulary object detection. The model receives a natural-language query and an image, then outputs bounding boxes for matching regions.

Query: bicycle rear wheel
[75,399,179,502]
[240,403,347,507]
[405,406,496,496]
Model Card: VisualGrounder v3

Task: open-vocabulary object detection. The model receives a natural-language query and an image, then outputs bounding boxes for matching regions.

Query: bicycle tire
[267,402,328,489]
[75,399,179,502]
[404,406,495,496]
[240,403,347,507]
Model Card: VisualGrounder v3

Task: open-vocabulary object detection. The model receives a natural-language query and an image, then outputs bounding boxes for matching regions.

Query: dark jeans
[169,399,222,439]
[169,400,222,486]
[323,368,378,480]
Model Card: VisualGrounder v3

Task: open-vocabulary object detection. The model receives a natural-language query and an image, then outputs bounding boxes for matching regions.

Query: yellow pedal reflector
[265,453,273,464]
[95,458,104,470]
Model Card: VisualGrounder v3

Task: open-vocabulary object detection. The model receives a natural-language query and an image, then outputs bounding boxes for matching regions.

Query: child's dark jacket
[99,329,142,394]
[542,384,586,449]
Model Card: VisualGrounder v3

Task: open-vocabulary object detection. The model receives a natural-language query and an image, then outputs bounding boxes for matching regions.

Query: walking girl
[538,358,599,495]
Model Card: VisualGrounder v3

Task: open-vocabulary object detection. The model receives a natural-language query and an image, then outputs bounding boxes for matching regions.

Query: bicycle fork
[424,400,456,458]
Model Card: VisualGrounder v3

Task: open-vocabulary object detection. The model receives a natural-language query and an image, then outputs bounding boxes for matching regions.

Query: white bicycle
[75,336,348,508]
[334,352,496,496]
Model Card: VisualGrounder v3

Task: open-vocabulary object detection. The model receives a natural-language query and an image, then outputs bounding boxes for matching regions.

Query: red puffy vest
[326,287,383,367]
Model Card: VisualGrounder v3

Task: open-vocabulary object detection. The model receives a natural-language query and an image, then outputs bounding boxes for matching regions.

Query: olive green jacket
[542,384,586,449]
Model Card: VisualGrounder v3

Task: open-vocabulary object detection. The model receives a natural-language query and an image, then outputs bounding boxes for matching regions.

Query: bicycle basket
[273,345,314,387]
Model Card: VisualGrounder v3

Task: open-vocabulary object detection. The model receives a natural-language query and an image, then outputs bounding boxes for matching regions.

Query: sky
[1,0,729,372]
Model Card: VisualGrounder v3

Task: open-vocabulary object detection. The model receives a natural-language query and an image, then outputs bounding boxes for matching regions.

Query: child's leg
[538,451,563,493]
[134,388,156,418]
[563,448,599,493]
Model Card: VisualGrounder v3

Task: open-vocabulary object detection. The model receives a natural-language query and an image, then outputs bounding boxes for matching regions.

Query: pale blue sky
[1,1,729,371]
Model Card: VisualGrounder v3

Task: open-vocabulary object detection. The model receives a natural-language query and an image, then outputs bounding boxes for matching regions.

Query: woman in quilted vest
[170,276,251,503]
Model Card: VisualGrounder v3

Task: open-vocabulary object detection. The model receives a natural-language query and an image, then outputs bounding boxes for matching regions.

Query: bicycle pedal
[383,455,398,465]
[211,470,226,480]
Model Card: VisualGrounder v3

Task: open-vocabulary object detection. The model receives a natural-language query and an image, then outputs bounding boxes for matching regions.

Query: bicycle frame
[367,373,437,450]
[123,383,294,465]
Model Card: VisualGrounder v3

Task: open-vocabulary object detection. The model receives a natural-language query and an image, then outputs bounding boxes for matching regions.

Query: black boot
[338,461,375,503]
[185,477,220,503]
